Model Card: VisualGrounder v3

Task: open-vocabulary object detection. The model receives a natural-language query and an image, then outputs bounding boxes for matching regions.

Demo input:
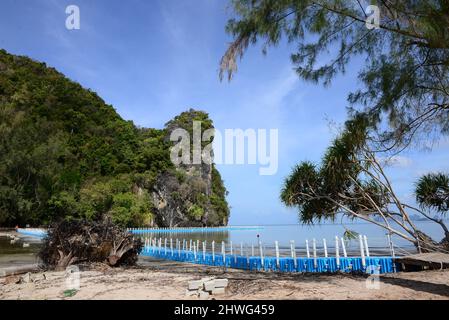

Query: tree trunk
[55,250,77,271]
[413,231,443,253]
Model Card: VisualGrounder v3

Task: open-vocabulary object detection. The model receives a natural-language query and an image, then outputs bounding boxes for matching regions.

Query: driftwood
[39,219,142,270]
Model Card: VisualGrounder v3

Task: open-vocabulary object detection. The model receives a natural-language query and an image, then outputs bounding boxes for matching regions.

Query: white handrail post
[275,241,280,269]
[259,240,264,268]
[222,241,226,266]
[306,239,310,258]
[312,238,317,269]
[193,243,197,261]
[290,240,297,269]
[234,245,237,264]
[251,244,254,256]
[212,241,215,262]
[359,235,366,269]
[323,238,328,258]
[363,235,370,257]
[335,236,340,269]
[387,233,396,258]
[387,233,397,273]
[230,241,233,256]
[341,237,347,257]
[203,241,206,260]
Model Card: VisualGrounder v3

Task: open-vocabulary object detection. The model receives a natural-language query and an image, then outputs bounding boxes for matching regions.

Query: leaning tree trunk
[439,233,449,252]
[412,231,445,253]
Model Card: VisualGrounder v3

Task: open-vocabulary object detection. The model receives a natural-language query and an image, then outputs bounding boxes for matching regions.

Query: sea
[1,220,448,268]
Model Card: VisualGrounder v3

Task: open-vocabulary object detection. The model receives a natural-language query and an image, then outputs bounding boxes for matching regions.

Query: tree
[39,219,143,270]
[280,115,449,252]
[415,172,449,245]
[416,173,449,213]
[221,0,449,152]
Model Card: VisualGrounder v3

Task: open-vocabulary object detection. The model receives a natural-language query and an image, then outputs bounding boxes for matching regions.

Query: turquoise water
[5,220,448,267]
[0,234,41,268]
[136,220,449,256]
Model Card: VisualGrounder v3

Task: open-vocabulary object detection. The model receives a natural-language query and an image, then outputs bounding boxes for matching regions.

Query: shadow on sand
[138,256,449,298]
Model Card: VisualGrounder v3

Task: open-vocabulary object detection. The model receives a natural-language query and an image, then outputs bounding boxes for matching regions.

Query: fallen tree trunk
[39,219,142,270]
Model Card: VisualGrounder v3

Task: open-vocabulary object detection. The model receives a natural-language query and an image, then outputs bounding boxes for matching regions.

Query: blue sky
[1,0,448,225]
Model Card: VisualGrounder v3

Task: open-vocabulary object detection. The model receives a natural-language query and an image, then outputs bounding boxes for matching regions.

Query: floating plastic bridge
[140,244,397,274]
[17,227,399,274]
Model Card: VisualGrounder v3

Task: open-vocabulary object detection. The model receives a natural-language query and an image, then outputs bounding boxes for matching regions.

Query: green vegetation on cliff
[0,49,229,227]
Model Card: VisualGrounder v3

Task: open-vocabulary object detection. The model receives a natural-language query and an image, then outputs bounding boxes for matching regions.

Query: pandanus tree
[281,115,449,252]
[415,173,449,244]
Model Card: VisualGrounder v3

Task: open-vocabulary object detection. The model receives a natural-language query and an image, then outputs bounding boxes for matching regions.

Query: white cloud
[379,155,413,168]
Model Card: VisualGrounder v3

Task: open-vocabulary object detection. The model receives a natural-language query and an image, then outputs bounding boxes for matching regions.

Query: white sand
[1,258,448,300]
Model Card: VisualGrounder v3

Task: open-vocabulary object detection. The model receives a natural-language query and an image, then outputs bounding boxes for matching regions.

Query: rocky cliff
[151,109,229,227]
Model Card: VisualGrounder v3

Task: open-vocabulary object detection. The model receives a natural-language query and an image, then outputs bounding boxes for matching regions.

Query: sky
[0,0,448,225]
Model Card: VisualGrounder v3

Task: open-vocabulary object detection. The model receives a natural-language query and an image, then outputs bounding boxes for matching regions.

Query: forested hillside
[0,49,229,227]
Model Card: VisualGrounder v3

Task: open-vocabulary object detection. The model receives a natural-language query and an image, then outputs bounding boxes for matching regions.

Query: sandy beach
[1,257,448,300]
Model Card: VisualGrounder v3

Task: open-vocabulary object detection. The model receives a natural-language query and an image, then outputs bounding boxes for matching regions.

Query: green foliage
[222,0,449,151]
[136,128,173,174]
[165,108,213,139]
[415,173,449,213]
[47,191,80,223]
[46,175,155,227]
[343,229,359,241]
[210,166,231,225]
[280,161,334,224]
[110,192,153,227]
[187,204,204,220]
[165,108,215,161]
[0,50,229,227]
